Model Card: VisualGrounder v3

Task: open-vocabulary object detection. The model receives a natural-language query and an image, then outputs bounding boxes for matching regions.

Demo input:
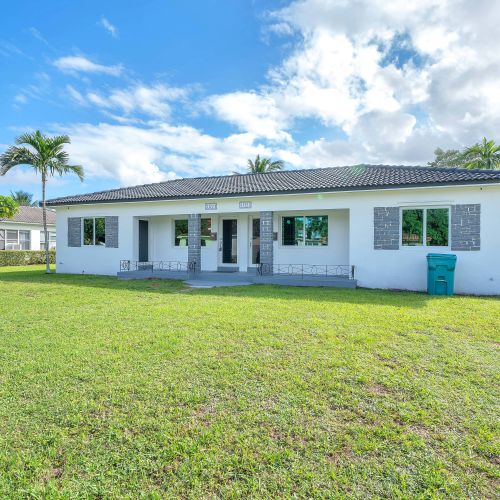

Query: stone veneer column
[188,213,201,273]
[259,211,274,275]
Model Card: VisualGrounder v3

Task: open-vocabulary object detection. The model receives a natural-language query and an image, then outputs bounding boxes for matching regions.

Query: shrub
[0,250,56,267]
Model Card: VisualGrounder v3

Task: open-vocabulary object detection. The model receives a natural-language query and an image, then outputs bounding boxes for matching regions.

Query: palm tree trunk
[42,174,51,274]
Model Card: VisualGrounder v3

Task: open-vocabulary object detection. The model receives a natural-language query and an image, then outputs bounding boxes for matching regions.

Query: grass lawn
[0,266,498,498]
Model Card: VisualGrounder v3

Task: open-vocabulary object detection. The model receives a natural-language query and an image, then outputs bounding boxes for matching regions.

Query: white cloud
[204,0,500,166]
[99,17,118,38]
[69,83,188,119]
[28,27,49,45]
[54,56,123,76]
[59,122,277,186]
[207,91,291,142]
[66,85,87,106]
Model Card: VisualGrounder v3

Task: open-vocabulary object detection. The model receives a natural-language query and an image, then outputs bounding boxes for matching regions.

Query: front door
[221,219,238,264]
[138,220,149,262]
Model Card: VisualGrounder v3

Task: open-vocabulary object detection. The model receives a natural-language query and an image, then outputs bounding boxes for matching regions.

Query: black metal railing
[257,263,355,279]
[119,260,197,273]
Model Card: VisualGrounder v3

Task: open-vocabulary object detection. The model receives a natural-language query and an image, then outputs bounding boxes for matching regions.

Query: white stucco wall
[54,183,500,294]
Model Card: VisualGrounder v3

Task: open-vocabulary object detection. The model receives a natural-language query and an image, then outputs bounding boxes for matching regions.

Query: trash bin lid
[426,253,457,260]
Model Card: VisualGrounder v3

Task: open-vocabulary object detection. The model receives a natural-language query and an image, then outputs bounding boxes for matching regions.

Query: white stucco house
[0,206,56,251]
[46,165,500,295]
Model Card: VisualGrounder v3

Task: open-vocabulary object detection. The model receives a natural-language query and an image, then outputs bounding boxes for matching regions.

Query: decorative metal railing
[257,263,355,279]
[119,260,197,273]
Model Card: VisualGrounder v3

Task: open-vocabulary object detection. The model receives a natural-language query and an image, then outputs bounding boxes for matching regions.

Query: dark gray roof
[0,206,56,224]
[46,165,500,206]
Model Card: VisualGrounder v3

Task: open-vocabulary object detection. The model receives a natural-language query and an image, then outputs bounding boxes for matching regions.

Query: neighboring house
[0,206,56,251]
[46,165,500,295]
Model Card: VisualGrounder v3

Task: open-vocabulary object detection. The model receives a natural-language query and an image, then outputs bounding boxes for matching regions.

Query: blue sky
[1,0,499,201]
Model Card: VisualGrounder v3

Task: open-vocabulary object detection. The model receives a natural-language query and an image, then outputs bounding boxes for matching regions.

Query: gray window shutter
[0,229,5,250]
[67,218,81,247]
[105,216,119,248]
[374,207,400,250]
[451,204,480,251]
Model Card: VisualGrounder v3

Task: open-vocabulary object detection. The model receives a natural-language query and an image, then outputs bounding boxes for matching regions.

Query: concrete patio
[117,269,357,289]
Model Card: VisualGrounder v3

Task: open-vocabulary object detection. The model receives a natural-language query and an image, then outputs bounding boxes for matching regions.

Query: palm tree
[246,155,285,173]
[463,137,500,169]
[0,131,84,273]
[10,189,37,206]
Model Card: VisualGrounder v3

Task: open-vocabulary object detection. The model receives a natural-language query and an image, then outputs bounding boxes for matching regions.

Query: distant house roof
[0,206,56,225]
[46,165,500,206]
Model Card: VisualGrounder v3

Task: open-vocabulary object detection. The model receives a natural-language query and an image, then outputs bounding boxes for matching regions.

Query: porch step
[217,266,240,273]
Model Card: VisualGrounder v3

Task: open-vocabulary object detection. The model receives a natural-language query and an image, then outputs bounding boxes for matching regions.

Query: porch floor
[117,270,357,289]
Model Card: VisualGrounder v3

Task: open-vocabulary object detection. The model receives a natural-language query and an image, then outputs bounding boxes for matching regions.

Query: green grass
[0,266,498,498]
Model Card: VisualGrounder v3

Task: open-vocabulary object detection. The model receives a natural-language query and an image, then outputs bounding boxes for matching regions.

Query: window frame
[173,218,212,247]
[82,217,106,247]
[3,229,31,250]
[40,230,56,250]
[279,214,329,248]
[400,206,451,249]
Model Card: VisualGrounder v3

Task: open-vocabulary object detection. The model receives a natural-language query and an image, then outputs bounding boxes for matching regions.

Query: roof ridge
[46,164,500,205]
[46,164,430,201]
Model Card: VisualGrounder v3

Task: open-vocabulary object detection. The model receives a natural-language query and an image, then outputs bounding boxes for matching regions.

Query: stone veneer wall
[373,207,400,250]
[451,204,481,251]
[67,217,82,247]
[188,213,201,272]
[259,211,274,274]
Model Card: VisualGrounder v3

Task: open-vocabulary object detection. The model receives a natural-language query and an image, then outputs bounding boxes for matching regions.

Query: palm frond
[0,146,40,175]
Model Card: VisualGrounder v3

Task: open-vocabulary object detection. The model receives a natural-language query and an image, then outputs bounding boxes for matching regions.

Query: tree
[10,189,37,206]
[0,131,84,273]
[463,137,500,169]
[427,148,467,168]
[0,195,18,219]
[245,155,285,173]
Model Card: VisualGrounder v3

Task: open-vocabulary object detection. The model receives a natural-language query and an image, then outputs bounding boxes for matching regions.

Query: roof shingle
[0,206,56,224]
[46,165,500,206]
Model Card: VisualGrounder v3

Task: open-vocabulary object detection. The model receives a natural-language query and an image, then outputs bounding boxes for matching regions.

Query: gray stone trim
[451,204,481,251]
[67,217,81,247]
[188,213,201,272]
[374,207,400,250]
[260,211,274,274]
[105,216,119,248]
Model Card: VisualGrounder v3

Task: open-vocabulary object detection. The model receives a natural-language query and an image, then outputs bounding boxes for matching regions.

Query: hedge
[0,250,56,267]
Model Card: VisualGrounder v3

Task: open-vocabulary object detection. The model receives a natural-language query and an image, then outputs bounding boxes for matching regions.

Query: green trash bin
[426,253,457,296]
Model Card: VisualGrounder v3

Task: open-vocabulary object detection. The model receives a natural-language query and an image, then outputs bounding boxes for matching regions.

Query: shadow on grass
[0,266,450,309]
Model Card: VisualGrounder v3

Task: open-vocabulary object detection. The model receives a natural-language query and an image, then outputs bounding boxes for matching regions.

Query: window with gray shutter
[374,207,400,250]
[105,216,119,248]
[67,217,82,247]
[451,204,481,251]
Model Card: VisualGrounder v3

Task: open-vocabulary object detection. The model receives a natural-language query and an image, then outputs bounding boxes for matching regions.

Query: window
[402,208,449,247]
[174,218,212,246]
[174,220,188,246]
[201,218,211,247]
[19,231,30,250]
[40,231,56,250]
[83,217,106,246]
[6,230,18,249]
[282,215,328,246]
[3,229,31,250]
